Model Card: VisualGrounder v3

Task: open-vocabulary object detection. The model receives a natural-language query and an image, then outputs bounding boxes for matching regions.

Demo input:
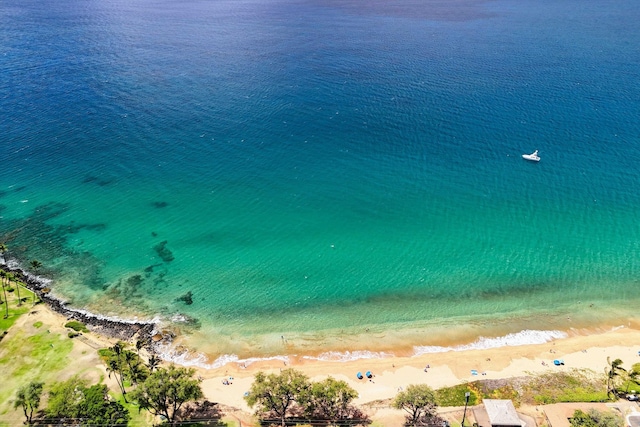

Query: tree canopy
[13,381,44,424]
[392,384,443,427]
[302,376,359,424]
[570,409,621,427]
[129,364,203,426]
[245,368,311,427]
[605,357,626,397]
[45,377,129,426]
[77,384,130,426]
[46,376,88,420]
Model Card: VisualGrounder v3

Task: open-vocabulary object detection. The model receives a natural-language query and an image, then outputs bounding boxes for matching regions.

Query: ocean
[2,0,640,363]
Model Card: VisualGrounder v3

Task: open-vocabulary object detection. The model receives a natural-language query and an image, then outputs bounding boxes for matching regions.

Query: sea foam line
[413,329,568,356]
[154,342,290,370]
[302,350,394,363]
[156,330,568,369]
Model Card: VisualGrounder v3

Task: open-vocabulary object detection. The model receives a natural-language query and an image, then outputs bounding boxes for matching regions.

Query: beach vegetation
[605,357,625,397]
[45,378,131,426]
[246,369,368,427]
[569,408,621,427]
[76,384,131,426]
[106,342,129,402]
[520,369,608,404]
[620,362,640,393]
[147,353,162,372]
[299,376,366,425]
[64,320,89,333]
[101,343,150,393]
[29,259,42,275]
[13,380,44,425]
[129,364,203,426]
[435,384,478,407]
[0,295,31,331]
[1,269,10,318]
[46,375,89,419]
[392,384,444,427]
[245,369,310,426]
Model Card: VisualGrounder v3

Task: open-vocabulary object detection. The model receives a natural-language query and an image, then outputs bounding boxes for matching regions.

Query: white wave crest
[154,343,290,370]
[303,350,394,362]
[413,329,568,356]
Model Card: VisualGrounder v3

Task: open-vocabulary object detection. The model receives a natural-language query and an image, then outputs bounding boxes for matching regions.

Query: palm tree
[29,259,42,275]
[9,272,22,307]
[109,342,129,402]
[0,270,9,319]
[0,243,7,265]
[29,260,43,305]
[107,358,128,403]
[128,360,149,385]
[123,350,139,383]
[135,339,145,356]
[147,354,161,372]
[606,357,626,397]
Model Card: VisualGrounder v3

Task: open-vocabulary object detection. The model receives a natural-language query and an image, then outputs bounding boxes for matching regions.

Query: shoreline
[4,260,640,371]
[1,262,157,343]
[6,261,640,423]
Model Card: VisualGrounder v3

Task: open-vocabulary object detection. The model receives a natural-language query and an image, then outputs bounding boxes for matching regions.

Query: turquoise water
[2,0,640,357]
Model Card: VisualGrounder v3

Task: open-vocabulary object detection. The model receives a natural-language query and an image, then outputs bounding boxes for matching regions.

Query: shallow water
[1,0,640,359]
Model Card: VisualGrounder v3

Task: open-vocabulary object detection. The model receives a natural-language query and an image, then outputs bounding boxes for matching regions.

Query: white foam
[154,343,290,370]
[303,350,394,362]
[413,329,568,356]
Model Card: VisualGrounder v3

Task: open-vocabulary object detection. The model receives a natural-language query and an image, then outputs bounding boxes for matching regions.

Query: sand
[197,324,640,413]
[6,302,640,427]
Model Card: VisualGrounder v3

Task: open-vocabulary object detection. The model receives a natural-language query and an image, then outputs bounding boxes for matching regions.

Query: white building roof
[483,399,524,427]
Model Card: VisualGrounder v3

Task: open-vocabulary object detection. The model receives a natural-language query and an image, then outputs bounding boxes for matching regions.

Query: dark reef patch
[107,274,146,301]
[151,201,169,209]
[176,291,194,305]
[143,263,163,275]
[82,175,115,187]
[153,240,174,262]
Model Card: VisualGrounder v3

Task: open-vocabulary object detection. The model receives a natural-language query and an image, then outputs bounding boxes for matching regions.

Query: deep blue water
[2,0,640,356]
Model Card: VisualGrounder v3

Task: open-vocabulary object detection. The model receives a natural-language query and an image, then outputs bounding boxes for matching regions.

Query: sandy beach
[4,292,640,427]
[196,324,640,412]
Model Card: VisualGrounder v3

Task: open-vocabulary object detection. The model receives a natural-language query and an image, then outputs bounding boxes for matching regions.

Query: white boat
[522,150,540,162]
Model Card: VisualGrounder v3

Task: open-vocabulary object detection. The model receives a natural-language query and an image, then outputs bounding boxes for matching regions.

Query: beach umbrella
[356,372,363,379]
[366,371,372,378]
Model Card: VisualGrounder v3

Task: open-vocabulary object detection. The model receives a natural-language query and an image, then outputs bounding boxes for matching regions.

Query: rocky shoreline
[1,263,157,343]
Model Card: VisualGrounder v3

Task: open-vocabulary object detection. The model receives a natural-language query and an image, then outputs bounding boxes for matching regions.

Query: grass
[436,370,610,409]
[0,287,36,332]
[521,369,609,404]
[64,320,89,333]
[114,394,151,427]
[436,383,479,406]
[0,298,100,425]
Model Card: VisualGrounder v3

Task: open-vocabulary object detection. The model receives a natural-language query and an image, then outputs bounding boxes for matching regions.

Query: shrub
[68,331,80,338]
[64,321,88,332]
[436,383,478,406]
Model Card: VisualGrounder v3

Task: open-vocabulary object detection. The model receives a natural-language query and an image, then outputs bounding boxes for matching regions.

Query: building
[473,399,526,427]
